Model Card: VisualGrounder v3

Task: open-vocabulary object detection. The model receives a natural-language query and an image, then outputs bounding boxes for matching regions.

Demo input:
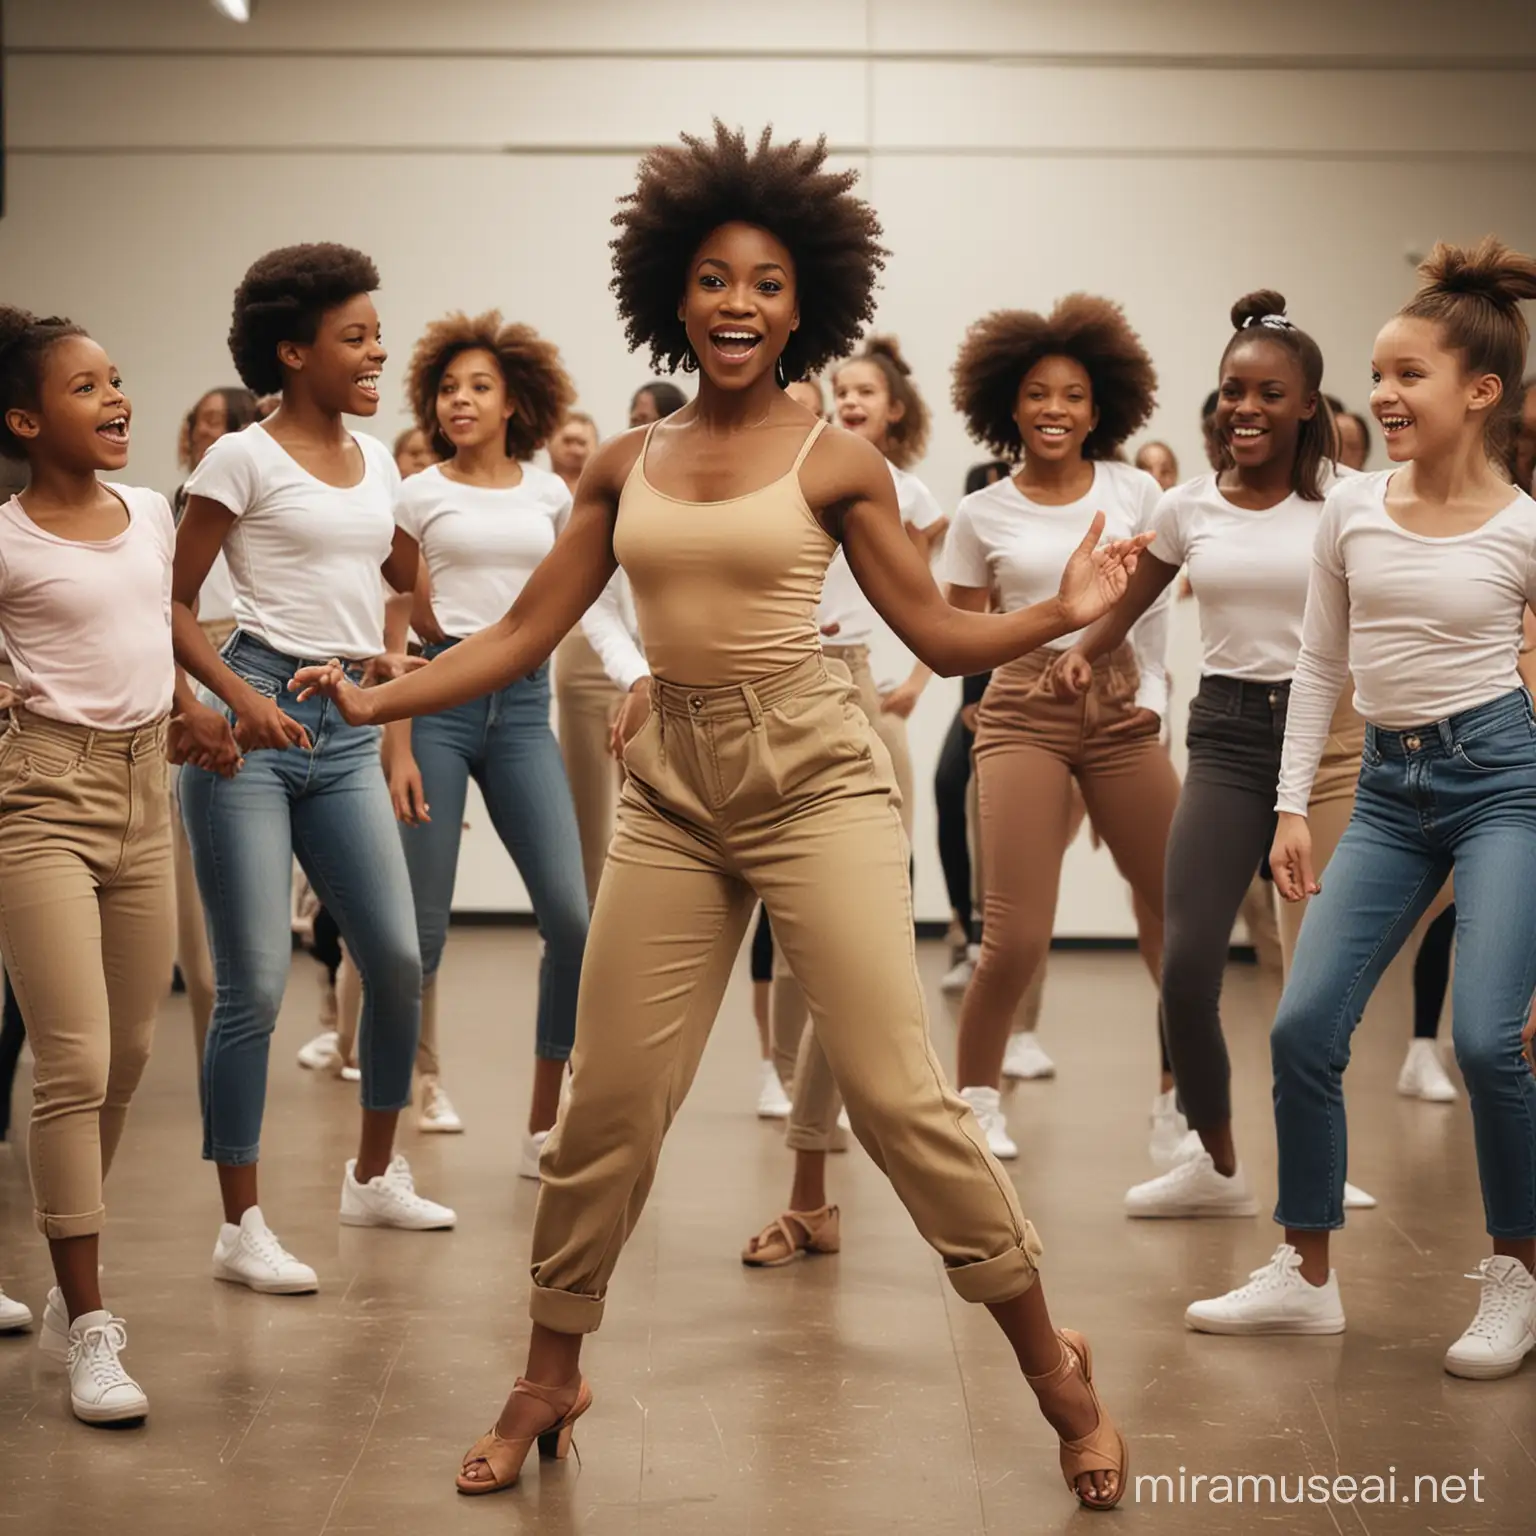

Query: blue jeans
[181,632,422,1164]
[401,651,587,1062]
[1273,688,1536,1238]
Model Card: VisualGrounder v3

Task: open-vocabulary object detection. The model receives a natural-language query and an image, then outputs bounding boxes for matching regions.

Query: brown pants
[529,654,1041,1331]
[958,647,1180,1085]
[0,712,174,1238]
[554,628,625,906]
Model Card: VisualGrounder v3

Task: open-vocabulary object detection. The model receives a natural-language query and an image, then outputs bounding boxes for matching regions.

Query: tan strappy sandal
[740,1205,841,1267]
[455,1375,593,1496]
[1024,1328,1127,1510]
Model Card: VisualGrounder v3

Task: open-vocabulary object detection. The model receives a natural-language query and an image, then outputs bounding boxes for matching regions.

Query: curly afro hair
[228,243,380,396]
[610,121,887,383]
[952,295,1157,461]
[0,306,87,460]
[404,311,575,462]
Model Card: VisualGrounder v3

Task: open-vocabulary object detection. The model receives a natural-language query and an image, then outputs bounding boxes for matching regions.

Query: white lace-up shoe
[296,1030,343,1074]
[66,1311,148,1424]
[213,1206,319,1294]
[1443,1255,1536,1379]
[1126,1151,1259,1218]
[1003,1032,1056,1080]
[416,1075,463,1133]
[940,943,980,995]
[0,1286,32,1333]
[959,1085,1017,1159]
[1397,1038,1459,1103]
[39,1286,68,1358]
[756,1059,791,1119]
[340,1156,456,1229]
[1185,1244,1345,1335]
[1148,1091,1191,1169]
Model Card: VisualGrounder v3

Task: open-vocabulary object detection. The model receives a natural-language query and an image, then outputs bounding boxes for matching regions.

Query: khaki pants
[554,628,625,905]
[0,712,174,1238]
[960,647,1179,1080]
[529,654,1041,1332]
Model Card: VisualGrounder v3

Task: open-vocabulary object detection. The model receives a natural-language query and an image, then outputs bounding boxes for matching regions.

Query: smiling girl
[0,305,238,1423]
[1186,240,1536,1379]
[173,245,455,1298]
[293,123,1147,1509]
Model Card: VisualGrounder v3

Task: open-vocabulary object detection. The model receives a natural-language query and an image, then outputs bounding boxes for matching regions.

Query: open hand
[1270,812,1319,903]
[169,700,244,777]
[1056,513,1155,631]
[234,691,311,752]
[289,661,375,727]
[1050,650,1094,701]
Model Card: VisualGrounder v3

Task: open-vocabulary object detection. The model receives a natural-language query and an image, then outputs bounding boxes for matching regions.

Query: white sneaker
[1148,1090,1191,1169]
[1002,1032,1056,1080]
[65,1311,148,1424]
[1443,1255,1536,1379]
[40,1287,68,1358]
[213,1206,319,1294]
[519,1129,549,1181]
[756,1059,791,1120]
[296,1029,343,1074]
[1185,1244,1346,1335]
[940,943,980,995]
[1398,1038,1458,1103]
[340,1063,360,1083]
[416,1075,463,1133]
[0,1286,32,1333]
[341,1156,456,1229]
[959,1085,1017,1160]
[1125,1151,1259,1218]
[1344,1182,1377,1209]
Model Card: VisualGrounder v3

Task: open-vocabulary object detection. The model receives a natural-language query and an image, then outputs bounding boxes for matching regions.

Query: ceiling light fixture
[210,0,253,21]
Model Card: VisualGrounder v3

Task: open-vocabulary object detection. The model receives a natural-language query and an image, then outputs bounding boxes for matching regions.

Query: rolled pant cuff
[535,1043,575,1064]
[785,1124,841,1152]
[529,1282,605,1334]
[944,1221,1044,1304]
[36,1204,107,1240]
[204,1139,261,1166]
[1272,1208,1344,1232]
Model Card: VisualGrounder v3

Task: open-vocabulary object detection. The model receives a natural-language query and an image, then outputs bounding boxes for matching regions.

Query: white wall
[4,0,1534,924]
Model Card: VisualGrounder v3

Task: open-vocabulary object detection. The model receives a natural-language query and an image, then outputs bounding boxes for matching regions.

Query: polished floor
[2,929,1532,1534]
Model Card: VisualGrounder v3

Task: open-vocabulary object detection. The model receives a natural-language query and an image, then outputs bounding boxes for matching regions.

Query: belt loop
[1437,717,1456,751]
[741,684,764,729]
[1364,722,1379,757]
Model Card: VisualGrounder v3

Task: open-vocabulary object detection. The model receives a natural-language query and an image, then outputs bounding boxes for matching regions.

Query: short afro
[405,311,575,462]
[610,121,887,383]
[952,295,1158,461]
[228,243,380,396]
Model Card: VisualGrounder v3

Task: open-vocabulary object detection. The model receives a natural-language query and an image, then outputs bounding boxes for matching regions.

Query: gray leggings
[1161,675,1289,1129]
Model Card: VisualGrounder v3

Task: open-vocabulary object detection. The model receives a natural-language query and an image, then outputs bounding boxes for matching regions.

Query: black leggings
[935,708,977,940]
[0,972,26,1143]
[750,902,774,984]
[1413,903,1455,1040]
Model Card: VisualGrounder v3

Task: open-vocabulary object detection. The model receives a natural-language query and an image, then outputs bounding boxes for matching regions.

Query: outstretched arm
[293,435,638,724]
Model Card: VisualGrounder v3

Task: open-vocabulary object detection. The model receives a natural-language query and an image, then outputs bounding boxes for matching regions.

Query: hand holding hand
[234,690,311,752]
[1270,812,1319,903]
[169,700,244,777]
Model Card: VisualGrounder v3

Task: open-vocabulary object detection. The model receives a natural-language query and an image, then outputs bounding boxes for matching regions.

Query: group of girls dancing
[1,119,1533,1516]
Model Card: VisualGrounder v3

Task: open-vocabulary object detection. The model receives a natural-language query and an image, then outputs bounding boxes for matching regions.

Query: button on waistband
[689,695,704,712]
[1405,734,1421,751]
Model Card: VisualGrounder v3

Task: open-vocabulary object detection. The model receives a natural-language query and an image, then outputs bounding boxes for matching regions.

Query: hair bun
[0,305,38,362]
[1229,290,1288,330]
[863,333,912,376]
[1416,237,1536,311]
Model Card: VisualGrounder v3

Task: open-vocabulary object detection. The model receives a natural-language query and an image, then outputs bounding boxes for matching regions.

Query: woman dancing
[296,123,1145,1509]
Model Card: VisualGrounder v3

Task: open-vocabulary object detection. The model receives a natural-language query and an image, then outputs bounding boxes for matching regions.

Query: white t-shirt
[818,461,945,649]
[183,422,400,659]
[1149,469,1343,682]
[1277,471,1536,814]
[0,485,175,728]
[942,459,1170,716]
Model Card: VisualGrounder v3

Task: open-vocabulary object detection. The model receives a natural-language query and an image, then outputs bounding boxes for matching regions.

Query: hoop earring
[776,356,788,389]
[681,344,698,375]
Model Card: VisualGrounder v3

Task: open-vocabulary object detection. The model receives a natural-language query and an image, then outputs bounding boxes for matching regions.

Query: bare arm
[295,436,637,724]
[381,526,419,598]
[1070,553,1179,666]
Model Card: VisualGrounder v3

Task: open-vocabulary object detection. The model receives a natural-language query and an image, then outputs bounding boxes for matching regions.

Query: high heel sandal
[455,1375,593,1497]
[1024,1328,1127,1511]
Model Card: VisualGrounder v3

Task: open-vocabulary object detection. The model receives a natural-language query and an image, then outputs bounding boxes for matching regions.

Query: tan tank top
[613,419,837,687]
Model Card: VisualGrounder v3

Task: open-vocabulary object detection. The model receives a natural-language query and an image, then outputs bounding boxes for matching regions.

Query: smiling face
[678,221,799,393]
[434,346,513,456]
[833,359,901,449]
[4,334,131,473]
[277,291,386,416]
[1215,335,1315,476]
[1013,354,1097,462]
[1370,314,1503,463]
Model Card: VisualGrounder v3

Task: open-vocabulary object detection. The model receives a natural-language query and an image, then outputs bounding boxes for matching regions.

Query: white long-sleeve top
[580,570,648,692]
[1276,471,1536,814]
[941,459,1170,717]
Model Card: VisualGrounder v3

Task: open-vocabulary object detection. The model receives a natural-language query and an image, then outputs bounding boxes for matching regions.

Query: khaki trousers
[554,628,625,905]
[0,712,174,1238]
[529,654,1041,1331]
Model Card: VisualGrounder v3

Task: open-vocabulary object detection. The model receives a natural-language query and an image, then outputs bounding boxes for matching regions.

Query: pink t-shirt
[0,484,176,729]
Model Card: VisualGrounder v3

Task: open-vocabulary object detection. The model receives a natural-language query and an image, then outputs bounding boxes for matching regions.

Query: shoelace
[70,1320,132,1389]
[382,1157,418,1196]
[1460,1262,1533,1340]
[1235,1249,1302,1298]
[248,1225,300,1272]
